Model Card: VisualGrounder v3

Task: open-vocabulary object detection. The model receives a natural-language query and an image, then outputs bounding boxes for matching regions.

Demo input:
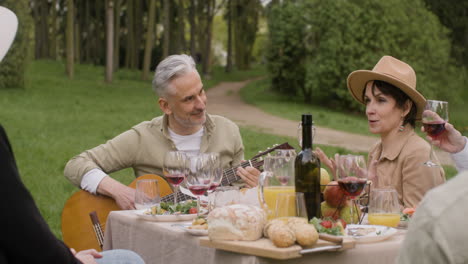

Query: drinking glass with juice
[368,188,400,227]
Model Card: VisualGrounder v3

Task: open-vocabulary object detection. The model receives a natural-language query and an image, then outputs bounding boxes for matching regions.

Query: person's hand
[236,165,260,187]
[97,176,136,209]
[315,147,338,180]
[71,248,102,264]
[421,122,466,153]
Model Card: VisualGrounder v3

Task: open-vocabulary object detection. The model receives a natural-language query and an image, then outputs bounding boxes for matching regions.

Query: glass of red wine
[186,154,212,217]
[336,154,368,224]
[422,100,449,167]
[163,151,188,205]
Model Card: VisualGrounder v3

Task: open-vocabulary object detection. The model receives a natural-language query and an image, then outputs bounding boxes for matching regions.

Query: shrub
[266,0,461,112]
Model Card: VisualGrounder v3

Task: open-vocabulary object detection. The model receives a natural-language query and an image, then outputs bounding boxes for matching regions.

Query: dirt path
[206,80,453,166]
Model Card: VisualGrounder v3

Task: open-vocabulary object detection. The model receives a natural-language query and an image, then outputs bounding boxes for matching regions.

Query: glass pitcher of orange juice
[258,152,296,220]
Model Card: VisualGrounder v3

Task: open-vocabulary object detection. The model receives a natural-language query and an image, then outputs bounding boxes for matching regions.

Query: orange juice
[368,213,400,227]
[263,186,295,219]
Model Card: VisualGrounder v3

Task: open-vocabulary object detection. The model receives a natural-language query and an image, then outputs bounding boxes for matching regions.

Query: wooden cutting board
[199,236,355,260]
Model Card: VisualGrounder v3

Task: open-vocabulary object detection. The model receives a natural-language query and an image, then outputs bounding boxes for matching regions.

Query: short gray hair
[152,54,197,98]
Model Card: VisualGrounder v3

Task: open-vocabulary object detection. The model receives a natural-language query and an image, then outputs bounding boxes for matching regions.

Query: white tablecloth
[103,210,406,264]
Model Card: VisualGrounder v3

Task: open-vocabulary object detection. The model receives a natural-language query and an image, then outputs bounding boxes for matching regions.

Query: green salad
[147,200,197,215]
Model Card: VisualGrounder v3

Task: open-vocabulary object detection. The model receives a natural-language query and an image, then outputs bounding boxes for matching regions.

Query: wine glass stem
[196,196,201,217]
[174,185,178,204]
[350,198,356,224]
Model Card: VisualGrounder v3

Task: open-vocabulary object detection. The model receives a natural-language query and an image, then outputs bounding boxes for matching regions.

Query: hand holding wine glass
[422,100,449,167]
[163,151,188,205]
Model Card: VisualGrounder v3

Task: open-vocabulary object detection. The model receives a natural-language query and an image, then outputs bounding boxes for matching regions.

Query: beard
[173,110,206,128]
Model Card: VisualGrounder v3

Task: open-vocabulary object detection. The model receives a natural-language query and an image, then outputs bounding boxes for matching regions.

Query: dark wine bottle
[295,114,321,220]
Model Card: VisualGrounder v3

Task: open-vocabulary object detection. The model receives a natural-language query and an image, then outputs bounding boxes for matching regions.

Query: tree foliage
[266,0,462,111]
[0,0,33,89]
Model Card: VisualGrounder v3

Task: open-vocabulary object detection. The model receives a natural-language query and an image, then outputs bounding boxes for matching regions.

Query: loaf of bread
[264,217,318,247]
[207,204,266,241]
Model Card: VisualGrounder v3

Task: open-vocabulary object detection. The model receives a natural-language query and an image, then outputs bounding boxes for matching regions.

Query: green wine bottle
[295,114,321,220]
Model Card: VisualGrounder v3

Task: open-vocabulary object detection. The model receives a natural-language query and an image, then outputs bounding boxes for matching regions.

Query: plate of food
[135,201,198,222]
[172,218,208,236]
[345,224,397,243]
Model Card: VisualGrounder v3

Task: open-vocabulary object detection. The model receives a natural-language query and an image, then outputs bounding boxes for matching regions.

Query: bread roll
[207,204,266,241]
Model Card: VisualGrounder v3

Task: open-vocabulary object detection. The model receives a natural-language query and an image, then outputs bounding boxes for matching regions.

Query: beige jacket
[64,114,244,187]
[368,128,445,208]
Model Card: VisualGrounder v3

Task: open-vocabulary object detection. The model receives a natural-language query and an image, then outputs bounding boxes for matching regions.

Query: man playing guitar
[64,54,261,210]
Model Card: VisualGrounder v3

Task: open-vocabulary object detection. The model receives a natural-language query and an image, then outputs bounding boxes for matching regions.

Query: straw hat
[347,56,426,119]
[0,6,18,62]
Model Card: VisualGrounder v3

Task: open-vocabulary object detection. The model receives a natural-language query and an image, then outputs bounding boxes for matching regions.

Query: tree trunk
[178,0,186,53]
[133,0,143,68]
[163,0,170,58]
[106,0,114,83]
[125,0,134,68]
[202,0,215,77]
[113,0,122,70]
[74,21,80,63]
[142,0,156,80]
[225,0,233,72]
[49,0,58,59]
[189,0,196,57]
[66,0,74,78]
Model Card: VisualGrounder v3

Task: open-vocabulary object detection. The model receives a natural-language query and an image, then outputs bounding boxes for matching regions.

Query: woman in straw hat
[0,6,144,264]
[317,55,445,208]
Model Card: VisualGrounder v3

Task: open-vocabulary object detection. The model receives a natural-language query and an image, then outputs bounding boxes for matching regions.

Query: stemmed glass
[163,151,188,205]
[422,100,449,167]
[205,153,222,212]
[186,154,212,217]
[336,155,368,224]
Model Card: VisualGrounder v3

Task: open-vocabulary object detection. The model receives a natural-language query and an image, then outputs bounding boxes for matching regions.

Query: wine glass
[422,100,449,167]
[336,154,368,224]
[134,179,161,210]
[368,188,400,227]
[186,154,212,217]
[272,149,296,186]
[163,151,188,205]
[205,153,222,212]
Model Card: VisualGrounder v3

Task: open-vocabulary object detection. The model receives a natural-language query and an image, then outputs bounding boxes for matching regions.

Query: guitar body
[61,174,172,251]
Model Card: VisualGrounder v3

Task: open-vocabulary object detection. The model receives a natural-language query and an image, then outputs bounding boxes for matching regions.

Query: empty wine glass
[186,154,212,217]
[163,151,188,205]
[134,179,161,210]
[205,153,222,212]
[336,154,368,224]
[422,100,449,167]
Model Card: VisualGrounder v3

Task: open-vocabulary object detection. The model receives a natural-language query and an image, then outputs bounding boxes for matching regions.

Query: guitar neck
[161,157,264,203]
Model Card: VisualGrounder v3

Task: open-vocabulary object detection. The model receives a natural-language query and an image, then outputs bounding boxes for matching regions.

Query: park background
[0,0,467,238]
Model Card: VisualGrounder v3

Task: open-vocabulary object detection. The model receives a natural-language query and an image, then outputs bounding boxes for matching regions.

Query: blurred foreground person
[0,6,144,264]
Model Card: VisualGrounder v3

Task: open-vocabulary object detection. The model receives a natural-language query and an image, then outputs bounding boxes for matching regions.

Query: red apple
[323,181,347,208]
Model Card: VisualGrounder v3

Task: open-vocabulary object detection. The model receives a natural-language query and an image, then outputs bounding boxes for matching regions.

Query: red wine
[295,114,321,220]
[423,122,446,137]
[338,178,367,197]
[208,182,220,191]
[165,174,185,186]
[277,176,289,185]
[188,185,209,196]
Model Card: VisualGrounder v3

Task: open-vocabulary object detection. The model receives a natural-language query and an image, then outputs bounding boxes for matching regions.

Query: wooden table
[103,210,406,264]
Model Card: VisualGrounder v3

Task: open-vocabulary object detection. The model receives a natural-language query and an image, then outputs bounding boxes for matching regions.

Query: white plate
[345,224,397,243]
[134,209,198,222]
[172,223,208,236]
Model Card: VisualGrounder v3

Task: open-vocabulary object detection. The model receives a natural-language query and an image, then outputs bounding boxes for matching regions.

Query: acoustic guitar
[61,143,293,251]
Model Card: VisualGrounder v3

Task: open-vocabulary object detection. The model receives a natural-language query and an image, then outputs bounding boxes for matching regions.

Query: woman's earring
[398,125,405,132]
